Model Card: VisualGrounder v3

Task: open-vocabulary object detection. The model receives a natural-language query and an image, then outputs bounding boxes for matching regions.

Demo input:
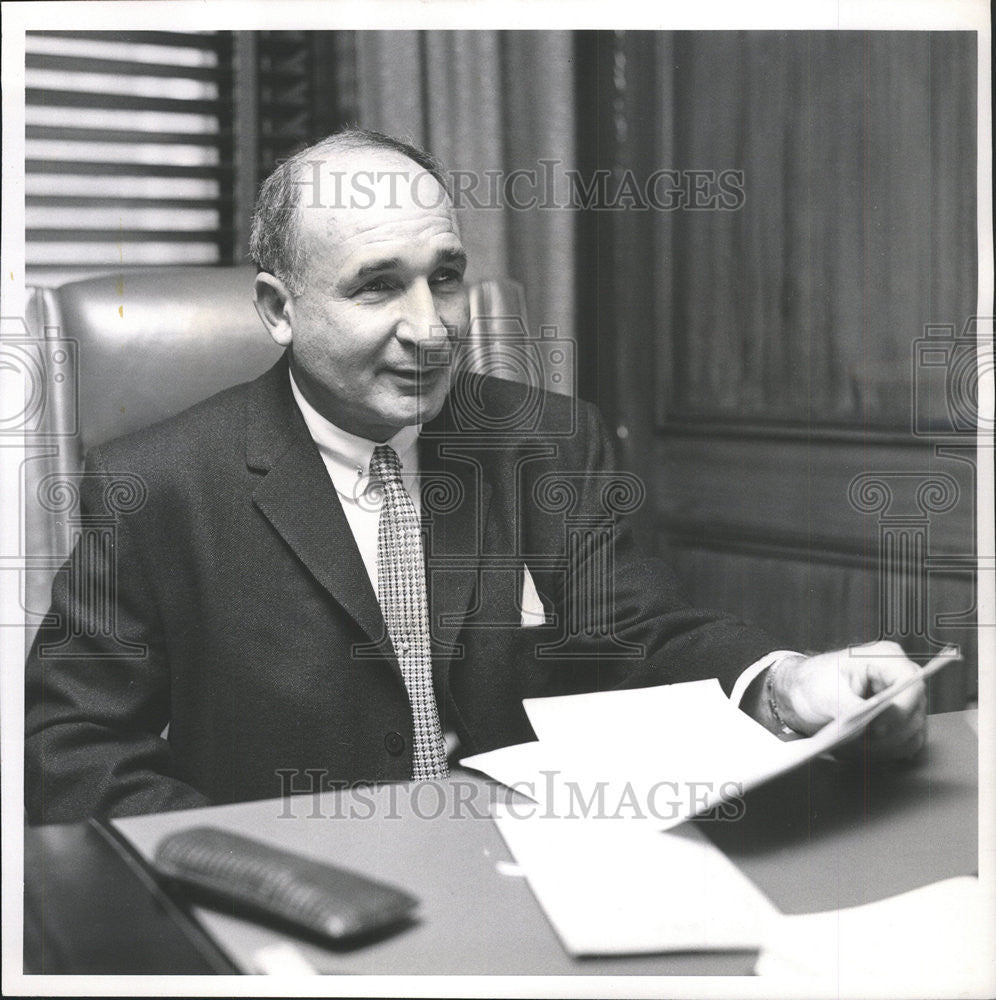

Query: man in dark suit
[25,129,927,825]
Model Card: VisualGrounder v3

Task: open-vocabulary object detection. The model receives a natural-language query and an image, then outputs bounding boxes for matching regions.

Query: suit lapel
[245,360,390,654]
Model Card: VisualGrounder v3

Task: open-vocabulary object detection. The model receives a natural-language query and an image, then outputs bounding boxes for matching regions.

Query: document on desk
[461,648,958,831]
[492,804,779,955]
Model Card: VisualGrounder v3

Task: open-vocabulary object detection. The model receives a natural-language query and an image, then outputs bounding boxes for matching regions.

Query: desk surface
[109,710,979,976]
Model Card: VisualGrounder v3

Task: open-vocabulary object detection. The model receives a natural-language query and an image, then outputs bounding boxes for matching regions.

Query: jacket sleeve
[25,448,209,824]
[525,398,780,697]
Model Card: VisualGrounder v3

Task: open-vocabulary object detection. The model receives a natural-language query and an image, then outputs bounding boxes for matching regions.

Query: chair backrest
[20,267,542,645]
[34,266,280,458]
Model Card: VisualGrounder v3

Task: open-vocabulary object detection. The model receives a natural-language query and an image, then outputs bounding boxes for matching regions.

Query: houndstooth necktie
[369,444,448,780]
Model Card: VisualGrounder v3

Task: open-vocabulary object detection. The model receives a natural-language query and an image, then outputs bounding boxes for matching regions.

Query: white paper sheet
[461,649,959,830]
[492,803,779,955]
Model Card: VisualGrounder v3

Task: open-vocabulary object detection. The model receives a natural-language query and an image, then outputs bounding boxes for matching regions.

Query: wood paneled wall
[578,31,980,708]
[661,32,977,427]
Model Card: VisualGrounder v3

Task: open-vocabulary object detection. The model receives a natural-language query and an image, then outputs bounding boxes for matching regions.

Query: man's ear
[253,272,295,347]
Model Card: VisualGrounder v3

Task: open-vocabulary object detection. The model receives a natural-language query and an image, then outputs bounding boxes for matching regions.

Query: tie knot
[370,444,403,486]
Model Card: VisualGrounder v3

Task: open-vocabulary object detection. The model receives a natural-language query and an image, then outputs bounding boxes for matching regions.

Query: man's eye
[431,269,463,287]
[356,278,394,294]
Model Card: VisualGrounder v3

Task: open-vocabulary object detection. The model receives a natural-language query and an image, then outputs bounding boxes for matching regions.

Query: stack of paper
[492,804,779,955]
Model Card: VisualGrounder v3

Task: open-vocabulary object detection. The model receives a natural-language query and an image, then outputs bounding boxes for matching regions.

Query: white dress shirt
[289,372,421,596]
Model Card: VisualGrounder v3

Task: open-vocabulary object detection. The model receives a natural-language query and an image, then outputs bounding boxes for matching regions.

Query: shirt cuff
[729,650,804,707]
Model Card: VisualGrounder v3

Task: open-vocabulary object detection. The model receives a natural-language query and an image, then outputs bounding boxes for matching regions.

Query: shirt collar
[288,370,420,501]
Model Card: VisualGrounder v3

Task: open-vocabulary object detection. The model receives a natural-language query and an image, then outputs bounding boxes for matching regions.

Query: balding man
[25,129,926,824]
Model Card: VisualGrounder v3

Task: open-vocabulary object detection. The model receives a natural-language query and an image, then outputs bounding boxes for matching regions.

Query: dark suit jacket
[25,357,776,824]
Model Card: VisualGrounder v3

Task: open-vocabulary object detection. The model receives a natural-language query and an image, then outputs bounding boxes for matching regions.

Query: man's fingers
[784,642,933,762]
[833,645,927,760]
[866,697,927,754]
[897,677,927,718]
[850,640,922,694]
[843,645,926,730]
[894,720,927,759]
[777,644,930,762]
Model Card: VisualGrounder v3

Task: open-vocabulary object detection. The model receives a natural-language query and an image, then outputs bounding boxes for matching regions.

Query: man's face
[278,150,469,441]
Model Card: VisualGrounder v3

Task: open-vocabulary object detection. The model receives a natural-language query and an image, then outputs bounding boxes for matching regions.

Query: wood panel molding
[652,433,976,558]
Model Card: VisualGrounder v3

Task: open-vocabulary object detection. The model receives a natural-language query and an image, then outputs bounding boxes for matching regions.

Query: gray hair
[248,127,448,296]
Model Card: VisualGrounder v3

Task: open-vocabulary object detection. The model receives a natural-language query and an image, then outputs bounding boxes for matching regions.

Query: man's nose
[395,279,450,346]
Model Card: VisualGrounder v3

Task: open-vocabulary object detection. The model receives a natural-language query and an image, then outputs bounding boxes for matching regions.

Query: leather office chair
[20,267,543,646]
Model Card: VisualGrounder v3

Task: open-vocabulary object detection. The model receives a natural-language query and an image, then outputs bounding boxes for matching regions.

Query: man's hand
[768,641,927,759]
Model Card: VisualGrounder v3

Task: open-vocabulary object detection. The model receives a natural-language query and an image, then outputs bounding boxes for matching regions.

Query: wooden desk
[109,710,978,976]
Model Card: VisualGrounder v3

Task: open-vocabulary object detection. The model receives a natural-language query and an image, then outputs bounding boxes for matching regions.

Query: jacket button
[384,731,405,755]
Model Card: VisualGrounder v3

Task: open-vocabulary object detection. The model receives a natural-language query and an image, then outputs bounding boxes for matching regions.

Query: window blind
[25,30,235,273]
